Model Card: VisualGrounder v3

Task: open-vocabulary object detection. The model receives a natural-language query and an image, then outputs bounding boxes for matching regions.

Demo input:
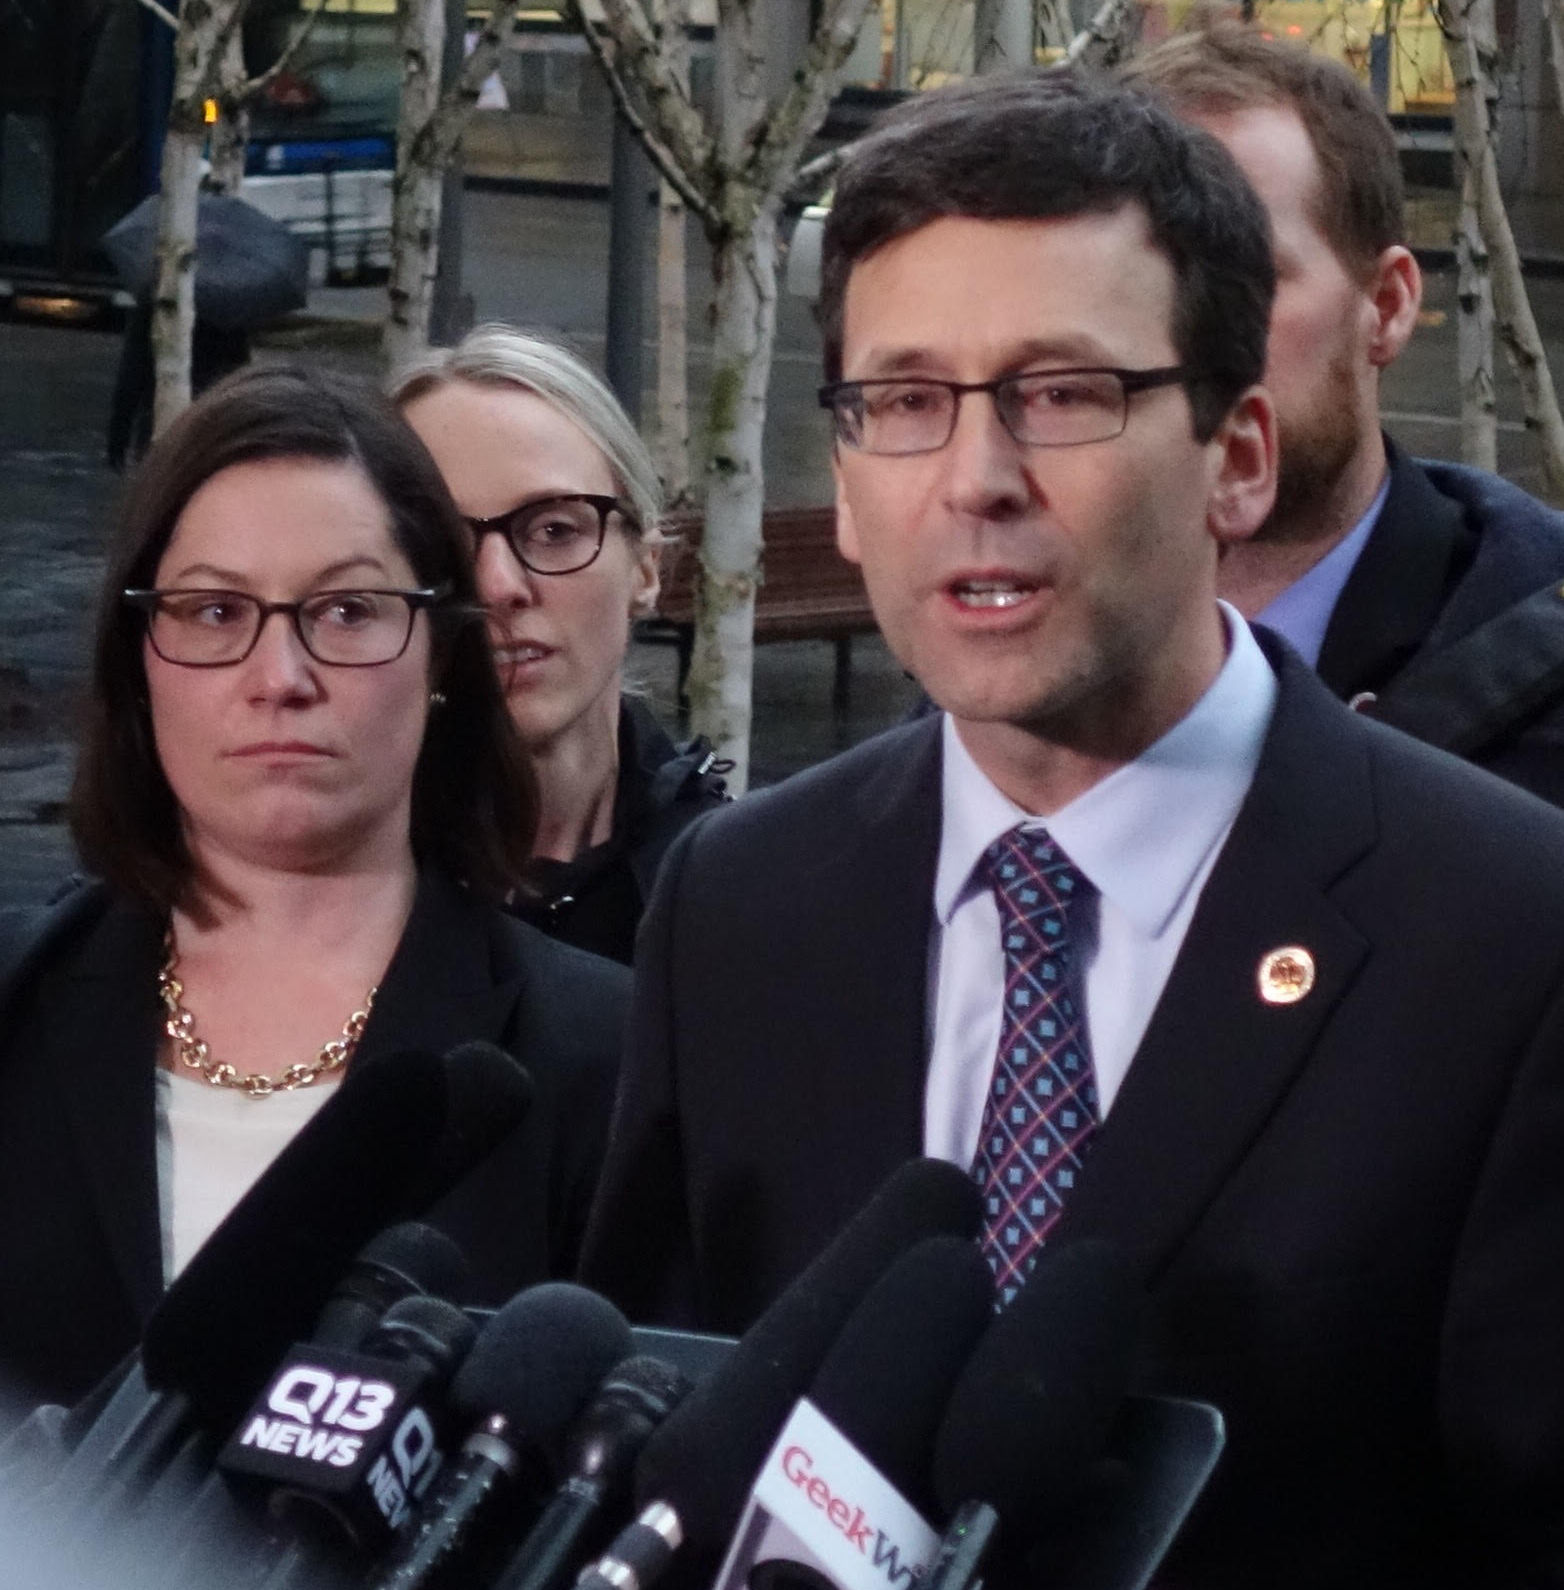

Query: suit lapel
[55,900,167,1327]
[352,871,518,1067]
[1054,648,1374,1283]
[1316,442,1473,699]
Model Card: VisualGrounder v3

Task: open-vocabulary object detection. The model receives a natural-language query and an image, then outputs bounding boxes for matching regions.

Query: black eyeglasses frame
[122,585,450,668]
[817,364,1194,455]
[463,492,639,577]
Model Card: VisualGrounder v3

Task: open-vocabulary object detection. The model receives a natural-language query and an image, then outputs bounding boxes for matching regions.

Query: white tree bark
[654,0,692,508]
[975,0,1035,71]
[1441,0,1564,500]
[385,0,446,373]
[385,0,524,369]
[571,0,874,787]
[1065,0,1138,66]
[1547,0,1564,116]
[208,29,249,197]
[1452,0,1497,469]
[151,0,250,437]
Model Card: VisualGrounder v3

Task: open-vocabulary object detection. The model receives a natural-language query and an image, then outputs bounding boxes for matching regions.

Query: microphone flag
[713,1399,938,1590]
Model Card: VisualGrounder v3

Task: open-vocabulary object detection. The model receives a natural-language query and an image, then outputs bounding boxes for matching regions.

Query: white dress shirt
[923,605,1278,1167]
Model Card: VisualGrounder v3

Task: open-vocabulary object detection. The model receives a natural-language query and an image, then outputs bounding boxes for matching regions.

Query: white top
[155,1069,334,1282]
[924,604,1278,1167]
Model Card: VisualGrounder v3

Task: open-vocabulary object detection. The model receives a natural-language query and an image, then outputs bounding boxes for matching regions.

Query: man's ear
[1366,244,1422,369]
[833,452,863,566]
[1207,385,1277,548]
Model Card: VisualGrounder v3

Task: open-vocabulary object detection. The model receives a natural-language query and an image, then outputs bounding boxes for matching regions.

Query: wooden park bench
[640,505,879,711]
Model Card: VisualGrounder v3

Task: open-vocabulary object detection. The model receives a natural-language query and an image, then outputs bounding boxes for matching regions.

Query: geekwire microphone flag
[708,1238,993,1590]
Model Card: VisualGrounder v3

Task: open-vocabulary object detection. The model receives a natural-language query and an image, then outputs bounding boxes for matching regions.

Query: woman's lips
[228,741,333,758]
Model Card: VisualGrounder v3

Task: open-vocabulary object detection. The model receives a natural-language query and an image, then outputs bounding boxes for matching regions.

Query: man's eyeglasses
[465,493,638,576]
[817,365,1192,456]
[122,587,448,668]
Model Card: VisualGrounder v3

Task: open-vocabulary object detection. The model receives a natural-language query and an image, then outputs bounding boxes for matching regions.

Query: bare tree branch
[131,0,179,31]
[566,2,720,228]
[569,0,713,188]
[413,0,525,169]
[235,0,331,105]
[750,0,874,200]
[787,140,853,205]
[1066,0,1139,67]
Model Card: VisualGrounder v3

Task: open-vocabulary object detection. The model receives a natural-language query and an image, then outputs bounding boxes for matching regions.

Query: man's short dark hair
[70,364,536,917]
[1124,22,1405,277]
[817,67,1274,441]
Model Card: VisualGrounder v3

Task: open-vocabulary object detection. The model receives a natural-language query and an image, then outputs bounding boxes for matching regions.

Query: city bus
[0,0,399,315]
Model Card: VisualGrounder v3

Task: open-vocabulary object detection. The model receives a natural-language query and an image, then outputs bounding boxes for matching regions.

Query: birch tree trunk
[152,0,247,436]
[975,0,1035,71]
[686,207,779,778]
[1441,0,1564,500]
[655,0,692,509]
[1451,0,1497,468]
[571,0,874,786]
[208,29,249,197]
[385,0,446,372]
[1547,0,1564,114]
[1065,0,1138,66]
[385,0,524,369]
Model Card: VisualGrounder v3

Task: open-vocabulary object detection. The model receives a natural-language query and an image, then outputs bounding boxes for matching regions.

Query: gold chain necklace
[157,931,377,1100]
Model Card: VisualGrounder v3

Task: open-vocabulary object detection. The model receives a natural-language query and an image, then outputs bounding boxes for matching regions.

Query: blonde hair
[391,324,665,534]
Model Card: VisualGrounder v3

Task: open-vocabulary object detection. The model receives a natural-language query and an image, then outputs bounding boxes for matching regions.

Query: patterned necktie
[970,826,1099,1305]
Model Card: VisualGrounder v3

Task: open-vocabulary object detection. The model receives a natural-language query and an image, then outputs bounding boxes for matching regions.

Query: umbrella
[102,191,310,331]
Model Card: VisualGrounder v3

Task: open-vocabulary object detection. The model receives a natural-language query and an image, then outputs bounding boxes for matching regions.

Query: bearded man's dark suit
[1316,443,1564,806]
[581,638,1564,1590]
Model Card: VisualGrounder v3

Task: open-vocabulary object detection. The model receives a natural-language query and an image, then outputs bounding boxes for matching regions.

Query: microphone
[807,1235,995,1518]
[144,1044,533,1435]
[925,1239,1142,1590]
[219,1293,480,1553]
[578,1159,983,1590]
[488,1356,691,1590]
[312,1223,473,1351]
[369,1283,634,1590]
[705,1236,994,1590]
[412,1041,537,1211]
[141,1049,451,1434]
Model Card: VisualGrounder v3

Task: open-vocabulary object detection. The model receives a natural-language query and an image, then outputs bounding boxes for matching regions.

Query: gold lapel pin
[1257,946,1316,1005]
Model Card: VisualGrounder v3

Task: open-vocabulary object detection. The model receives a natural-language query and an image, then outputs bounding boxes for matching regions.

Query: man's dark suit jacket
[1319,444,1564,806]
[0,869,628,1415]
[581,643,1564,1590]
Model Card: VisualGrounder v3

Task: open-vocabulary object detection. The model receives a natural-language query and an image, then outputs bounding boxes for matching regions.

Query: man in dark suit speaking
[582,71,1564,1587]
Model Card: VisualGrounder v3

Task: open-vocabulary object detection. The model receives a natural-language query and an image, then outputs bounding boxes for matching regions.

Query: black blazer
[0,870,628,1414]
[581,642,1564,1589]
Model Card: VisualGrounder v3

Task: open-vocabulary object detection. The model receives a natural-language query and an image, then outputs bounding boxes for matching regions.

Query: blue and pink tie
[970,826,1099,1306]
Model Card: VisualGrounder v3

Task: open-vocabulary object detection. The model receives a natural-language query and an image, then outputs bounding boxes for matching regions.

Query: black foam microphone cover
[933,1238,1142,1525]
[411,1042,536,1211]
[142,1049,448,1430]
[808,1235,995,1518]
[371,1285,634,1590]
[634,1158,983,1553]
[313,1223,472,1351]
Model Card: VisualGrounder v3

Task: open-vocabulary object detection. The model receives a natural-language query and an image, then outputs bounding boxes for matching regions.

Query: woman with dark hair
[0,365,627,1414]
[394,326,727,966]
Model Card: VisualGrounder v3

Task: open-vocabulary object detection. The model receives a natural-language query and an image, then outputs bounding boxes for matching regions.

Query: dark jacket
[510,698,728,965]
[1315,444,1564,805]
[0,869,628,1413]
[583,639,1564,1590]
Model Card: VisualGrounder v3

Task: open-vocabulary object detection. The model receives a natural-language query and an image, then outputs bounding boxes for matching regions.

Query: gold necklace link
[158,932,377,1099]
